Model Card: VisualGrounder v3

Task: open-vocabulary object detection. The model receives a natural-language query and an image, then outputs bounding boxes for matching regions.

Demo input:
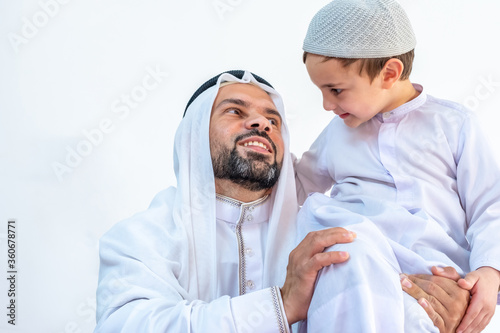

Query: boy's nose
[323,97,337,112]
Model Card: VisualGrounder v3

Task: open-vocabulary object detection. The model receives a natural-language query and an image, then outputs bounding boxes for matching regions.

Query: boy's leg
[304,224,405,332]
[297,194,437,332]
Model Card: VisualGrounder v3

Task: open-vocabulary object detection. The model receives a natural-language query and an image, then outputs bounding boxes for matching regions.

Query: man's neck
[214,178,272,203]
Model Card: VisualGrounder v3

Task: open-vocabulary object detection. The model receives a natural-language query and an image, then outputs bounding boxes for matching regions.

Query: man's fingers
[404,273,470,332]
[306,251,350,271]
[431,266,461,281]
[302,228,354,271]
[401,275,451,322]
[411,273,469,297]
[300,228,356,255]
[289,227,354,263]
[281,228,354,324]
[401,275,431,301]
[417,298,445,332]
[406,275,449,307]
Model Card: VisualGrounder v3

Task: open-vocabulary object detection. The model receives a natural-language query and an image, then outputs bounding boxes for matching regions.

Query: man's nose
[245,114,272,132]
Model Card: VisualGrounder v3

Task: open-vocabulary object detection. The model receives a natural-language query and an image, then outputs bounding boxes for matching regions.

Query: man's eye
[269,118,278,126]
[331,88,343,95]
[227,108,240,114]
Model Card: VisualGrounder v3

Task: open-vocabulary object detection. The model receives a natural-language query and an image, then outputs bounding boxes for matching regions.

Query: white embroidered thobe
[94,193,290,333]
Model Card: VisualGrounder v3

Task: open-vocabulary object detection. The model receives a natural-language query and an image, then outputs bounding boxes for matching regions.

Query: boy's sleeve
[456,113,500,289]
[294,123,335,205]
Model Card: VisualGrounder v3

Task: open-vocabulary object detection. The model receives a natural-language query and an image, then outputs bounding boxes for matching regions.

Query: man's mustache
[234,129,277,154]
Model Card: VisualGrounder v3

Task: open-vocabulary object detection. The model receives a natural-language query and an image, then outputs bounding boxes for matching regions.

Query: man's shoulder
[100,187,179,245]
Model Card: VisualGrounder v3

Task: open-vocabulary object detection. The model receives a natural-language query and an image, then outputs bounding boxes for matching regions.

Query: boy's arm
[453,112,500,332]
[455,113,500,291]
[294,124,335,205]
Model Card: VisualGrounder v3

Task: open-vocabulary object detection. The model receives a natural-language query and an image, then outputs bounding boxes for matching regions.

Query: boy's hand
[456,266,500,333]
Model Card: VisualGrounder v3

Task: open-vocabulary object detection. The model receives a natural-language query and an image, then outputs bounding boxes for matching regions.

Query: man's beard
[211,130,282,192]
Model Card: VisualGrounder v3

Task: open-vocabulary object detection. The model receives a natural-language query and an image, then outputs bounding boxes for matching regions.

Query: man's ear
[380,58,404,89]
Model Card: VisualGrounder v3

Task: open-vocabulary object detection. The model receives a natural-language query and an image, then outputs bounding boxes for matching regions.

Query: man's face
[209,83,284,192]
[305,54,387,128]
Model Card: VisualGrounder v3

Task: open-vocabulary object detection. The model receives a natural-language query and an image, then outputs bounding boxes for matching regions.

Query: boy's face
[305,54,386,128]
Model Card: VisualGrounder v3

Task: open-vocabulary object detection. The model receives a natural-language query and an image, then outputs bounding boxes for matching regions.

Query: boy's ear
[380,58,404,89]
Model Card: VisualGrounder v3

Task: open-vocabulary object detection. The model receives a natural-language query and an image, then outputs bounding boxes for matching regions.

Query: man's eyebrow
[216,97,282,123]
[215,98,249,109]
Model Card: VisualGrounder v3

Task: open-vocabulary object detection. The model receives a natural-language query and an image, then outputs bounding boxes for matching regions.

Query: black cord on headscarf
[183,70,274,117]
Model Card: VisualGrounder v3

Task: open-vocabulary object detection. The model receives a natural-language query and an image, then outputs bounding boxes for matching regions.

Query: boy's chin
[343,119,363,128]
[341,114,374,128]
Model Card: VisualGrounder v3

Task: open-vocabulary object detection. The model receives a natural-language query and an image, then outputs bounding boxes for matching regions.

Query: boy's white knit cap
[303,0,416,58]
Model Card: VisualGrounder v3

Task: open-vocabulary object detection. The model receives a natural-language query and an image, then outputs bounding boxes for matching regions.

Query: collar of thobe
[215,194,271,225]
[375,83,426,123]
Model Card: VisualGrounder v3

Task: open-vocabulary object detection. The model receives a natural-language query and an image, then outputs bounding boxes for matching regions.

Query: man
[95,70,468,332]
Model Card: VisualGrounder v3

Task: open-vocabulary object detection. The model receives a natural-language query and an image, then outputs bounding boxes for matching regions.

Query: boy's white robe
[296,85,500,332]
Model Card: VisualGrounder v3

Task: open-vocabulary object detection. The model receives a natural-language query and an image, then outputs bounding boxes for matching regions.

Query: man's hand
[281,228,356,324]
[455,266,500,333]
[401,266,470,333]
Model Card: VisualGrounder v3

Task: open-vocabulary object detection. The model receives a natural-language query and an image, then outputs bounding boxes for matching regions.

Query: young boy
[295,0,500,332]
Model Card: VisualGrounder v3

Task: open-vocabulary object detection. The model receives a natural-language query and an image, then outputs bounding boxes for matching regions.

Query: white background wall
[1,0,499,332]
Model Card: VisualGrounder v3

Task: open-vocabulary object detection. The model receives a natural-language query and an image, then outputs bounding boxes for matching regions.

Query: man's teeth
[243,141,268,151]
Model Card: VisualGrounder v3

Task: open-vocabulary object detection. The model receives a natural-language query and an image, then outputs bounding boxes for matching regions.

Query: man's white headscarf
[96,70,298,321]
[174,70,298,300]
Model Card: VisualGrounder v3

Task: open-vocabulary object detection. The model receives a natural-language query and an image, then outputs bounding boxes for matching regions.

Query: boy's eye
[331,88,343,95]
